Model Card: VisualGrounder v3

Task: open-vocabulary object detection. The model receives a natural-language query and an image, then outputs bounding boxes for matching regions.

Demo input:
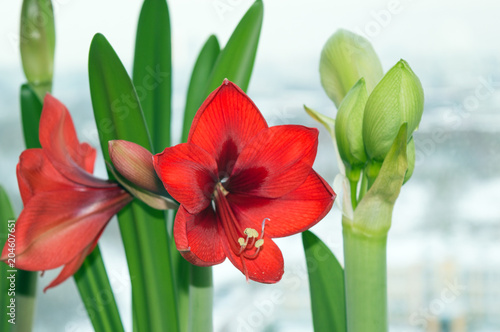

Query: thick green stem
[342,222,388,332]
[188,266,213,332]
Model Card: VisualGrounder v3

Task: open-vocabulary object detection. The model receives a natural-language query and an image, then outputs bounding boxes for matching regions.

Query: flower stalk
[343,222,388,332]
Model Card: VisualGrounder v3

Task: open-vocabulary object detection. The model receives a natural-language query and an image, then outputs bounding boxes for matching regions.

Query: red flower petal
[188,80,268,177]
[173,206,225,266]
[16,149,75,205]
[154,143,218,214]
[219,223,284,283]
[228,125,319,198]
[228,170,335,238]
[1,188,130,271]
[43,234,101,292]
[38,94,107,188]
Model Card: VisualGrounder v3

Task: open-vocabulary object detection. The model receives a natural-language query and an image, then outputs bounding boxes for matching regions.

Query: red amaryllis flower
[154,80,335,283]
[0,95,132,291]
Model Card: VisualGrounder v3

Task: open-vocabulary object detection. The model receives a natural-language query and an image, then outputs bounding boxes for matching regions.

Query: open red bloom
[0,95,132,291]
[154,80,335,283]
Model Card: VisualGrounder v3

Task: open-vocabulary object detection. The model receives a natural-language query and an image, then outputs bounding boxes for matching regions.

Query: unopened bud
[335,78,368,173]
[320,29,383,108]
[363,59,424,162]
[20,0,55,93]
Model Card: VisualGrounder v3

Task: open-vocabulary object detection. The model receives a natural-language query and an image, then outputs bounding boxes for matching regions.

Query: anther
[244,228,259,238]
[255,239,264,248]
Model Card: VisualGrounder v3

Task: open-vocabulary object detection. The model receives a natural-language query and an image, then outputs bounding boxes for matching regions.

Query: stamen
[214,180,271,280]
[244,228,259,238]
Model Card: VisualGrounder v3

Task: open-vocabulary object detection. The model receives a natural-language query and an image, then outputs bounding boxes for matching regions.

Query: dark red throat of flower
[213,183,266,281]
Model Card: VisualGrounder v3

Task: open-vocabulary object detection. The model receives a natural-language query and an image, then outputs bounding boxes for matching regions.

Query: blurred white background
[1,0,500,331]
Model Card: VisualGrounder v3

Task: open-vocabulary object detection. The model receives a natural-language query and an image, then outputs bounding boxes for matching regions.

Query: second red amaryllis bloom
[0,95,132,291]
[154,80,335,283]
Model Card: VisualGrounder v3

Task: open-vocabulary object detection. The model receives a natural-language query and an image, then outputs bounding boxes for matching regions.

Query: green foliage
[89,33,178,332]
[302,231,346,332]
[133,0,172,153]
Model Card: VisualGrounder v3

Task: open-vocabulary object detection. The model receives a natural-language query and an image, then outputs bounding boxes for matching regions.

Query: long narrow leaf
[133,0,172,152]
[75,247,124,332]
[89,33,179,332]
[0,186,15,332]
[302,231,347,332]
[182,35,220,142]
[205,0,263,94]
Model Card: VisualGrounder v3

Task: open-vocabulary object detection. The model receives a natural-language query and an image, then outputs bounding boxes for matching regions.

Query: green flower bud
[403,136,415,184]
[335,78,368,173]
[363,59,424,162]
[20,0,55,91]
[319,29,383,108]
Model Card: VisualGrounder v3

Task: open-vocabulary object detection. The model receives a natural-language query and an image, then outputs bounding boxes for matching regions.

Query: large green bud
[20,0,55,95]
[363,59,424,162]
[335,78,368,177]
[319,29,383,108]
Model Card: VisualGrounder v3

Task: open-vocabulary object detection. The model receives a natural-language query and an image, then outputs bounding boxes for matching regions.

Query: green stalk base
[343,223,388,332]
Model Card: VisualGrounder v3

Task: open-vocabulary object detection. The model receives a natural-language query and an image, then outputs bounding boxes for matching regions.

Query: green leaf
[89,33,152,160]
[363,59,424,161]
[133,0,172,152]
[20,84,43,149]
[350,124,409,236]
[89,33,179,332]
[302,231,346,332]
[182,35,220,143]
[75,247,125,332]
[205,0,263,94]
[0,186,15,332]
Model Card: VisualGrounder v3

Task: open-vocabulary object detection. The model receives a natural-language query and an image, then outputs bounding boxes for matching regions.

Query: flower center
[213,182,267,281]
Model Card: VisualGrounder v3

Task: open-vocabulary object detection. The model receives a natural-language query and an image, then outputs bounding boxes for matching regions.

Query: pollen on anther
[255,239,264,248]
[244,228,259,238]
[238,237,246,246]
